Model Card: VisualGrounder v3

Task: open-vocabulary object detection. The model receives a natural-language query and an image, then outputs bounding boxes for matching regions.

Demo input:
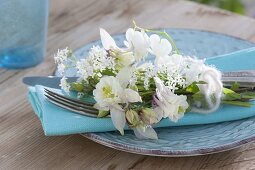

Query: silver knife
[22,76,78,89]
[23,71,255,89]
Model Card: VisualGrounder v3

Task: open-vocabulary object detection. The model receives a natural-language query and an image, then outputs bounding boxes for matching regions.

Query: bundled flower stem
[54,23,255,139]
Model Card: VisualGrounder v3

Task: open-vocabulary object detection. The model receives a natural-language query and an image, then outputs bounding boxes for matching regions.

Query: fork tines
[44,88,98,117]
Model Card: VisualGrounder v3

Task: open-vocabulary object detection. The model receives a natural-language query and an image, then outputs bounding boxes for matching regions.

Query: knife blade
[22,76,78,88]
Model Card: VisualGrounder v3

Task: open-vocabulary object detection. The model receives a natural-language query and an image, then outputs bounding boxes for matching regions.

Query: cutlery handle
[222,70,255,77]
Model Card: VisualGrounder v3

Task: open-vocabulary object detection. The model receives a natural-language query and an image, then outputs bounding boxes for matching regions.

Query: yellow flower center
[178,106,184,113]
[102,86,115,98]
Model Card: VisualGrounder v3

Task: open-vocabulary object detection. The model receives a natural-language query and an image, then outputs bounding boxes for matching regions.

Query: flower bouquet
[54,22,255,139]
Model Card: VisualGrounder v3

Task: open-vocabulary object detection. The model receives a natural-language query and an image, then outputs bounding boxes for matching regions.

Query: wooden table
[1,0,255,169]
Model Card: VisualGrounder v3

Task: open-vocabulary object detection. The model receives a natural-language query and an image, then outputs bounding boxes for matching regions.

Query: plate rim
[82,131,255,157]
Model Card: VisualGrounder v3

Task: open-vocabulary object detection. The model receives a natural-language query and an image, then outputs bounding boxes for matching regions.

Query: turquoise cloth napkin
[28,47,255,136]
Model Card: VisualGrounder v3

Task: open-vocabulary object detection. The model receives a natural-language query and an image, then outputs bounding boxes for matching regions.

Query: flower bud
[125,109,140,127]
[140,108,160,125]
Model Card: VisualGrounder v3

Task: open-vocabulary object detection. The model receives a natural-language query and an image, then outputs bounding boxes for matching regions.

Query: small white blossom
[153,77,189,122]
[57,63,66,76]
[60,76,70,93]
[143,63,157,90]
[124,28,150,61]
[165,72,186,92]
[100,28,135,67]
[54,47,71,64]
[129,72,137,87]
[149,34,172,64]
[76,46,116,81]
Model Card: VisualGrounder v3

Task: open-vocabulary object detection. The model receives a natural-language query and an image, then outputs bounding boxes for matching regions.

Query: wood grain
[1,0,255,169]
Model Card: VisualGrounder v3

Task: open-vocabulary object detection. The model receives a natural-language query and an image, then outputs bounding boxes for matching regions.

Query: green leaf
[70,82,84,92]
[223,88,241,101]
[223,88,235,94]
[240,91,255,100]
[230,82,240,91]
[222,101,253,107]
[223,88,255,102]
[186,83,200,94]
[192,93,204,101]
[129,85,138,91]
[97,110,110,118]
[101,68,116,76]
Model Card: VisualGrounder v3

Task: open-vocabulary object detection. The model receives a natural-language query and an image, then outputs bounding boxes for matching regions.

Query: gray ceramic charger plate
[58,28,255,157]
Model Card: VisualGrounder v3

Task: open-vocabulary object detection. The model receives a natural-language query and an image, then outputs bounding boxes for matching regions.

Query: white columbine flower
[124,28,150,61]
[157,54,184,71]
[149,34,172,64]
[60,76,70,93]
[93,75,142,135]
[100,28,135,67]
[93,76,123,109]
[153,77,189,122]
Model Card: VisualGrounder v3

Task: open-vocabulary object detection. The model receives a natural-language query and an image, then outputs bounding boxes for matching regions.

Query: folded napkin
[28,47,255,136]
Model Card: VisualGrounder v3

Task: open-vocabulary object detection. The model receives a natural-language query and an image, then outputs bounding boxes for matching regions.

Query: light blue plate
[62,29,255,156]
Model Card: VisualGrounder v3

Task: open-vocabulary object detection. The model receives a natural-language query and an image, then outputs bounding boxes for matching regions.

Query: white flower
[133,125,158,140]
[116,66,135,87]
[109,105,126,135]
[57,63,66,76]
[60,76,70,93]
[93,76,126,134]
[76,46,116,81]
[141,63,157,90]
[100,28,135,67]
[93,76,142,134]
[157,54,184,70]
[100,28,117,50]
[149,34,172,64]
[110,50,135,67]
[124,28,150,61]
[76,59,93,80]
[54,47,71,64]
[153,77,189,122]
[117,67,142,103]
[93,76,123,109]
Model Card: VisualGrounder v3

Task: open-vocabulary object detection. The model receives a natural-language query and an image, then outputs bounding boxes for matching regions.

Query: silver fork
[44,88,98,117]
[44,71,255,117]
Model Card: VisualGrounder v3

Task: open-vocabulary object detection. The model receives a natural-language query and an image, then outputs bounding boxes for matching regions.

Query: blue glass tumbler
[0,0,48,69]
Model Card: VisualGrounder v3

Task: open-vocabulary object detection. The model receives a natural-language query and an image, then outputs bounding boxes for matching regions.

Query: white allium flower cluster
[54,47,72,76]
[57,63,66,76]
[76,46,116,81]
[129,72,138,87]
[59,76,70,93]
[165,73,186,92]
[54,47,71,64]
[143,63,157,90]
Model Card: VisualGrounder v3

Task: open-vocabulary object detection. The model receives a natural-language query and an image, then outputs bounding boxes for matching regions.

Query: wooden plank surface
[1,0,255,169]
